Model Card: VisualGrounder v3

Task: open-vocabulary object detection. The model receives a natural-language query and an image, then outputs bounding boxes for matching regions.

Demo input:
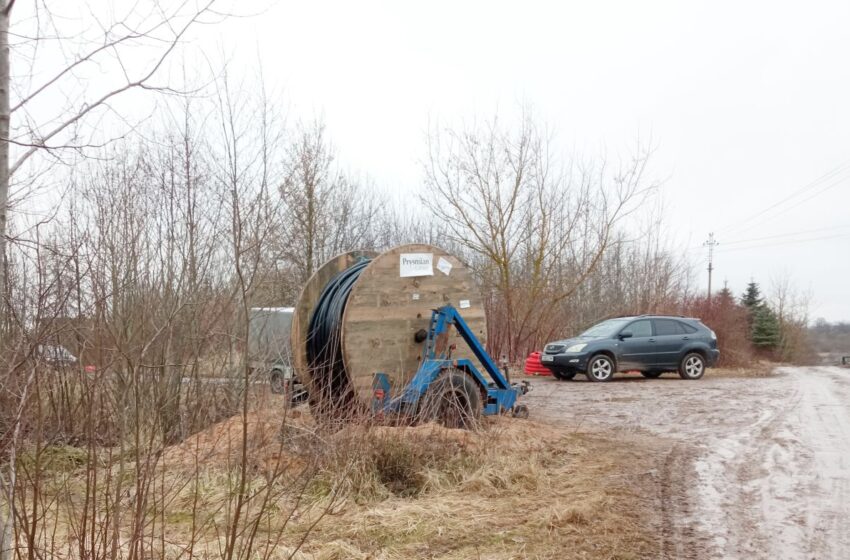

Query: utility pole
[704,232,718,301]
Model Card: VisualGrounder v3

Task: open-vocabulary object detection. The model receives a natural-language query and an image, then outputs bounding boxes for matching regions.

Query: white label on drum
[436,256,453,276]
[400,253,434,277]
[459,299,470,309]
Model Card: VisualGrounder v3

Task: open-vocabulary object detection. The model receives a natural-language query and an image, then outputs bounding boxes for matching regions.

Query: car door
[652,319,689,367]
[616,319,655,369]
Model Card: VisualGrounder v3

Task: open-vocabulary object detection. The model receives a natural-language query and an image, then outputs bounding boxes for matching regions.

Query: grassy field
[18,388,662,559]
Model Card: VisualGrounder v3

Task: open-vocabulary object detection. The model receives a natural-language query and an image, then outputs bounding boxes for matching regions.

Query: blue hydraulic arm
[425,304,511,390]
[372,304,529,417]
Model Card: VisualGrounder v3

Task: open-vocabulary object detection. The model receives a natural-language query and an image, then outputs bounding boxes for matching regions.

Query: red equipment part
[524,351,552,376]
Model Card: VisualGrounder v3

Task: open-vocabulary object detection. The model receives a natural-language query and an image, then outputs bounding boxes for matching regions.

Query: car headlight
[565,343,587,353]
[710,330,717,340]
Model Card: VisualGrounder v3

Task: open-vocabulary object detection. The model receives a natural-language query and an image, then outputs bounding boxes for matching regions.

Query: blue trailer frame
[371,305,528,417]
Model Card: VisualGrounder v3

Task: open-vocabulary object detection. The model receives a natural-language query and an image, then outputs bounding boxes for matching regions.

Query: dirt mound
[161,404,315,473]
[161,398,563,475]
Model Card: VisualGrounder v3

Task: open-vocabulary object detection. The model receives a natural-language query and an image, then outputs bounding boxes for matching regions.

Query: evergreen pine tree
[740,281,762,308]
[751,304,780,349]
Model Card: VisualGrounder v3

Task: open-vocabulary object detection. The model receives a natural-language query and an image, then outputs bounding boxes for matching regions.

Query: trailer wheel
[270,369,286,395]
[512,404,530,419]
[420,369,482,429]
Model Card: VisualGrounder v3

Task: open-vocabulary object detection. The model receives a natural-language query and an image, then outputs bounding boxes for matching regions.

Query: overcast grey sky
[206,1,848,320]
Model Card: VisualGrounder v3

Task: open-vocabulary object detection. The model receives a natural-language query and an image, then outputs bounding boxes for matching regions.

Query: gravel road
[525,366,850,559]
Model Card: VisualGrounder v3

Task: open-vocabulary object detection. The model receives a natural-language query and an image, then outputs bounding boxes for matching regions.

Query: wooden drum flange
[290,250,378,399]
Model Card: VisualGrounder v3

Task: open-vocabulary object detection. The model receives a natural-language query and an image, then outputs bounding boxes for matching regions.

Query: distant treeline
[809,320,850,356]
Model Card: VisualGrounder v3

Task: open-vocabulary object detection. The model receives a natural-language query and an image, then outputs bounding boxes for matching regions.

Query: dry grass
[159,406,658,558]
[290,424,659,560]
[707,361,775,378]
[23,391,661,559]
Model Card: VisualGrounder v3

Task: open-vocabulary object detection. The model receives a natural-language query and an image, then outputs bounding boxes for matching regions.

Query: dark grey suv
[541,316,720,382]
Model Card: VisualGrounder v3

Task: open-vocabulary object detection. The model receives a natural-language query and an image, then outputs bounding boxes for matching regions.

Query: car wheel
[420,369,482,429]
[641,371,663,379]
[679,353,706,380]
[270,369,286,394]
[587,355,615,382]
[552,369,576,381]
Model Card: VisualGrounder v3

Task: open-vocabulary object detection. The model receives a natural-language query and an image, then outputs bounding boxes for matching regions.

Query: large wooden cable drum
[290,244,488,411]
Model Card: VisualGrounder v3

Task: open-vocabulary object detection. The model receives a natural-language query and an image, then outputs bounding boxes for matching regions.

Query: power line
[720,224,850,246]
[717,160,850,236]
[728,172,850,238]
[683,224,850,252]
[718,160,850,234]
[713,233,850,254]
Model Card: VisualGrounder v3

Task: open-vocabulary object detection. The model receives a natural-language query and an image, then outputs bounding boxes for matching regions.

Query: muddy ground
[526,366,850,559]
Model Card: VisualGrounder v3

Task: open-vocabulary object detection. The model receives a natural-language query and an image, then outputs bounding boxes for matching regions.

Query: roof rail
[633,314,697,319]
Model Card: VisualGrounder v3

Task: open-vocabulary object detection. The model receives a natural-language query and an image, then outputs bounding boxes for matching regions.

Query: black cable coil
[306,258,371,406]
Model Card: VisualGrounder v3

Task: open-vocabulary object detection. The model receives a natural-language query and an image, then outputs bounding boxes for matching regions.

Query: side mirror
[619,331,633,340]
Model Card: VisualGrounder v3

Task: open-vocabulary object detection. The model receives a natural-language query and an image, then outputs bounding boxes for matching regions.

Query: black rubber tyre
[551,369,577,381]
[420,369,482,429]
[270,369,286,394]
[586,355,616,382]
[641,371,663,379]
[678,353,706,380]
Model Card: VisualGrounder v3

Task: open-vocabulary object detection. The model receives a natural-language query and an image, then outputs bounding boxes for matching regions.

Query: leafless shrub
[0,65,357,557]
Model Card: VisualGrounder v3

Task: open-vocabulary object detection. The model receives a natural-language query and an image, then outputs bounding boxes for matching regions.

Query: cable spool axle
[290,244,488,415]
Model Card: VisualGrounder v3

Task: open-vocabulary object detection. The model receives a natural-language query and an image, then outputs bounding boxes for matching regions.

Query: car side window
[626,319,653,337]
[655,319,681,336]
[680,322,698,334]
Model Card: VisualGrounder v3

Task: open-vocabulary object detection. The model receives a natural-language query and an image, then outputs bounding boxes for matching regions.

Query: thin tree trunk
[0,0,10,332]
[0,4,12,556]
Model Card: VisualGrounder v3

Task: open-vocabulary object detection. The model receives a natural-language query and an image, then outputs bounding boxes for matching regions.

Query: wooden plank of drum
[341,244,488,405]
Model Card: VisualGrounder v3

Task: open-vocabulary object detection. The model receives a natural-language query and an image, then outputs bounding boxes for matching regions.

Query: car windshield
[579,319,630,338]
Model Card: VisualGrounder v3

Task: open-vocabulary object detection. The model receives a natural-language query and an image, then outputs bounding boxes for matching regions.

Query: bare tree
[422,112,656,359]
[279,120,382,285]
[0,69,357,557]
[0,0,223,324]
[567,199,693,331]
[769,272,812,362]
[0,0,11,334]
